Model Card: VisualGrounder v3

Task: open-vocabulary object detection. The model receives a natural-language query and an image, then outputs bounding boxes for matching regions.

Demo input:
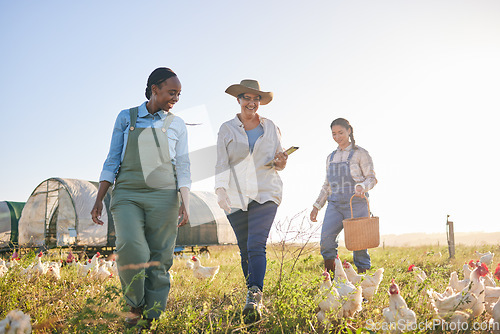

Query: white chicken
[382,279,417,333]
[0,309,32,334]
[470,259,497,287]
[463,262,473,280]
[191,256,219,281]
[475,251,494,266]
[448,271,469,293]
[485,286,500,315]
[342,260,384,301]
[431,286,455,300]
[435,310,471,330]
[77,253,100,278]
[485,273,497,288]
[46,261,62,280]
[31,252,48,277]
[186,260,194,270]
[408,264,427,284]
[429,262,488,317]
[490,296,500,334]
[333,256,363,317]
[105,259,119,277]
[315,269,342,325]
[428,288,478,316]
[96,262,112,281]
[0,260,8,278]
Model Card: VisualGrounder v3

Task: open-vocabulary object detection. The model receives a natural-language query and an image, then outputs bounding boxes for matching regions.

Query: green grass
[0,243,499,333]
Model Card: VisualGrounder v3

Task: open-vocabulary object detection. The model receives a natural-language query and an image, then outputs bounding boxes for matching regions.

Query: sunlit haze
[1,1,499,238]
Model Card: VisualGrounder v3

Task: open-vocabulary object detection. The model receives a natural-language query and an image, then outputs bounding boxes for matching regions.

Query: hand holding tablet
[266,146,299,166]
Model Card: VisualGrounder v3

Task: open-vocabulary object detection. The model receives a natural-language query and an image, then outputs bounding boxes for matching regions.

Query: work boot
[324,259,335,275]
[357,268,368,274]
[242,285,263,324]
[125,306,143,327]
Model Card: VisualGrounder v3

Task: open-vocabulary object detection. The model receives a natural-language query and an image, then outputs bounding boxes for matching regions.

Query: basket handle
[349,194,371,219]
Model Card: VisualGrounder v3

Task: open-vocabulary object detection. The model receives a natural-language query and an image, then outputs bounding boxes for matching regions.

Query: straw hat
[225,79,273,105]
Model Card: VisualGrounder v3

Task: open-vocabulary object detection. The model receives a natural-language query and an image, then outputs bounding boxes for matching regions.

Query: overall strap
[129,107,139,131]
[161,112,175,133]
[347,148,356,161]
[152,112,176,164]
[328,150,337,163]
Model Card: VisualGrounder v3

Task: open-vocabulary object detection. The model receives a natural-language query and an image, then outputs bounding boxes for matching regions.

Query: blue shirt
[245,124,264,153]
[99,101,191,189]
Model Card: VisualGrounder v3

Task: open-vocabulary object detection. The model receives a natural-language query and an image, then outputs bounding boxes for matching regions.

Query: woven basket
[342,195,380,251]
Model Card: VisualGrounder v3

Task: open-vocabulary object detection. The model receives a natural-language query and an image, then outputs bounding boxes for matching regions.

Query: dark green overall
[110,107,179,319]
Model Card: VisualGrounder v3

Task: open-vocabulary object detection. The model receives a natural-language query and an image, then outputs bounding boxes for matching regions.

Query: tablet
[265,146,299,166]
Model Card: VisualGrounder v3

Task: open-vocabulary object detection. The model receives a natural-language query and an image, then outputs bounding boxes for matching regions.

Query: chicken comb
[494,264,500,280]
[468,259,478,267]
[476,262,489,277]
[389,279,399,294]
[408,264,415,272]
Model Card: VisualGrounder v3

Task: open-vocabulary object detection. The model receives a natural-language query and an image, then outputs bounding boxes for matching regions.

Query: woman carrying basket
[310,118,377,274]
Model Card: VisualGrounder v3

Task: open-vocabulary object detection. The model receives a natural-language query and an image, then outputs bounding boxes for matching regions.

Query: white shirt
[215,115,284,211]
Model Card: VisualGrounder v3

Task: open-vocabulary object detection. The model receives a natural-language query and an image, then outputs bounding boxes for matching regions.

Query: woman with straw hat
[215,79,287,323]
[310,118,377,274]
[91,67,191,331]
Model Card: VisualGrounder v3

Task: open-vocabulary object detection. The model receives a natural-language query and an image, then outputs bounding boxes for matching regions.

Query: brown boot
[125,306,143,326]
[357,268,368,274]
[324,259,335,275]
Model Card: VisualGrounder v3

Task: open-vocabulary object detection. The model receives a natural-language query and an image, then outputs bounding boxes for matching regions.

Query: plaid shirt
[313,144,377,209]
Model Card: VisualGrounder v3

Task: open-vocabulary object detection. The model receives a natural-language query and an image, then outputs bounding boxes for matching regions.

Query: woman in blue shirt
[91,67,191,330]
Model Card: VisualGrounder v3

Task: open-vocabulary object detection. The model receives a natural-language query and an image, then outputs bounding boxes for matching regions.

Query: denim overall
[320,149,371,270]
[110,107,179,319]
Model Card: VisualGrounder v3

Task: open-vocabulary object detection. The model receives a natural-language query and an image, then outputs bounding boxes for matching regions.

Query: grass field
[0,241,499,333]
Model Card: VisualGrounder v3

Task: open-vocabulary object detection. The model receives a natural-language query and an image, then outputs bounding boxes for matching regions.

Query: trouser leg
[111,191,149,309]
[227,208,250,285]
[246,201,277,291]
[320,202,344,261]
[143,190,179,319]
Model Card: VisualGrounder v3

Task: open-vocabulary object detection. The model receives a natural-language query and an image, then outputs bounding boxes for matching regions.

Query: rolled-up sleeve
[273,126,285,171]
[354,149,377,191]
[99,111,127,184]
[214,126,231,190]
[174,121,191,190]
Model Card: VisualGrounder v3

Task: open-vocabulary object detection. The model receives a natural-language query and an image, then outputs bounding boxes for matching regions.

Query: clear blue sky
[1,0,499,237]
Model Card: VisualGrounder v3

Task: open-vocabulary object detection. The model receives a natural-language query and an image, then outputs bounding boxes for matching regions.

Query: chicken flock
[315,251,500,333]
[1,249,499,333]
[0,250,119,333]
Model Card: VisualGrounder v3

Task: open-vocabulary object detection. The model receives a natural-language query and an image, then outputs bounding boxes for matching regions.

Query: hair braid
[349,125,356,149]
